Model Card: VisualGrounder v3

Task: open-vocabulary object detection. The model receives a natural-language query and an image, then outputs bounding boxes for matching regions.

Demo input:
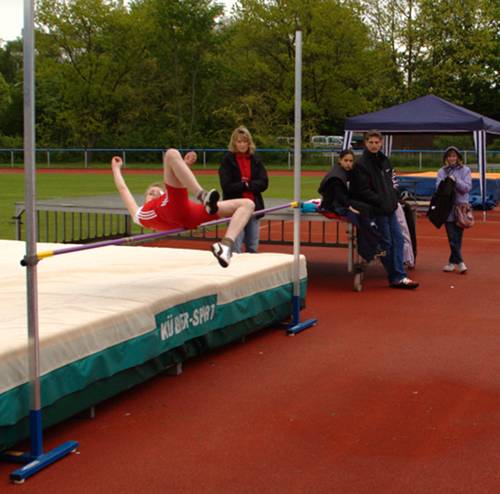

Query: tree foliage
[413,0,499,117]
[205,0,399,143]
[0,0,497,149]
[0,39,23,146]
[35,0,151,147]
[361,0,499,114]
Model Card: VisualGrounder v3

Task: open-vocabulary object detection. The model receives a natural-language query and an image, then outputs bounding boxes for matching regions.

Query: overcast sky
[0,0,238,43]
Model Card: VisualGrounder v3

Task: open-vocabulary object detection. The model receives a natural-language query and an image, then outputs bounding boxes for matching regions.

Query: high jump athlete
[111,148,254,267]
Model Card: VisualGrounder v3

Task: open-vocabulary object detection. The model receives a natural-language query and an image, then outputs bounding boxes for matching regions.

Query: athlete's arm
[111,156,139,217]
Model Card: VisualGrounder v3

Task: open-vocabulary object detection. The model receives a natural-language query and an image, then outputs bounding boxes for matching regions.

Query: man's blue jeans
[445,221,464,264]
[375,212,407,284]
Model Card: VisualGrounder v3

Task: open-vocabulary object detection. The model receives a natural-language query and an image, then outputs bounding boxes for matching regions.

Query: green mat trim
[0,279,306,451]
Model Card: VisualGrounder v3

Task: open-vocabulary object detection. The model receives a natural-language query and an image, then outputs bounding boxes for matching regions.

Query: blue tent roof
[345,95,500,134]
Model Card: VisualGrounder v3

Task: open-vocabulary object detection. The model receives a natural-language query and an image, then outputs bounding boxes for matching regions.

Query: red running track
[1,211,500,493]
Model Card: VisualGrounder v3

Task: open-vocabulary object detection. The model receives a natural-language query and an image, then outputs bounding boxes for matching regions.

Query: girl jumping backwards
[111,148,254,267]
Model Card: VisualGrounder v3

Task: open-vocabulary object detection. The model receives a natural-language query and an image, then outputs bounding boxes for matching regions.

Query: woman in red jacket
[218,126,269,253]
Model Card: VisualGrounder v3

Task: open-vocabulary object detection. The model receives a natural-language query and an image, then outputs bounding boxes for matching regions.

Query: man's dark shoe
[390,277,419,289]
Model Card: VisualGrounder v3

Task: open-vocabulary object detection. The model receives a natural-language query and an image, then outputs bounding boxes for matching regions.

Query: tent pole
[342,131,352,151]
[473,130,488,221]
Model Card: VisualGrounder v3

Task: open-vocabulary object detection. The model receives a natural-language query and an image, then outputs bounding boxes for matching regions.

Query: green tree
[0,40,23,145]
[214,0,400,144]
[0,39,23,84]
[358,0,423,98]
[413,0,499,119]
[35,0,151,147]
[131,0,225,147]
[0,74,11,116]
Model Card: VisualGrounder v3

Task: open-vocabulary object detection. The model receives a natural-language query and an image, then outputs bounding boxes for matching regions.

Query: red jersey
[135,185,218,231]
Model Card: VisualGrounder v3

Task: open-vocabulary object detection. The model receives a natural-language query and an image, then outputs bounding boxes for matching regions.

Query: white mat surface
[0,240,306,394]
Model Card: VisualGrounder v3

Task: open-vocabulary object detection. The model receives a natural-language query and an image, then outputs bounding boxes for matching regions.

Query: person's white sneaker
[443,263,456,272]
[211,241,232,268]
[457,262,468,274]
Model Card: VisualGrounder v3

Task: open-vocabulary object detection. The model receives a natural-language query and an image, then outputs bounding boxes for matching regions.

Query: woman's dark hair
[338,149,355,160]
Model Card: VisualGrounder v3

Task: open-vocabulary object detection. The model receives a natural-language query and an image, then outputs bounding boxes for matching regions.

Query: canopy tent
[343,94,500,205]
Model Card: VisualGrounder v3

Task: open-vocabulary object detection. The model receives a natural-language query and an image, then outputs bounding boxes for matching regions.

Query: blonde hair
[228,125,256,154]
[144,182,165,201]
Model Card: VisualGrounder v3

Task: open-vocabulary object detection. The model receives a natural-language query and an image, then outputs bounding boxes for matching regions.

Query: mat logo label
[159,303,216,340]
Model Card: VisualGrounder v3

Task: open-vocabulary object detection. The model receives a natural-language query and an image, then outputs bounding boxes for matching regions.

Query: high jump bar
[24,201,299,265]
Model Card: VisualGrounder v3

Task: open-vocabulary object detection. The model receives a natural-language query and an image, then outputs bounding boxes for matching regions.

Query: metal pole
[3,2,78,482]
[23,0,43,457]
[286,29,316,335]
[292,29,302,316]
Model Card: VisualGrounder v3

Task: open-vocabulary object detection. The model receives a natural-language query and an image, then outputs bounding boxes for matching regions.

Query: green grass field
[0,172,322,240]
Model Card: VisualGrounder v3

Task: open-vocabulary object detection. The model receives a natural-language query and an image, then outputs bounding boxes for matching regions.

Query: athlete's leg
[217,198,255,241]
[211,198,254,268]
[163,148,219,214]
[163,148,203,195]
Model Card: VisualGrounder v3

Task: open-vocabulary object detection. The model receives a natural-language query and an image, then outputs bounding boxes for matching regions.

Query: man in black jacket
[350,131,419,289]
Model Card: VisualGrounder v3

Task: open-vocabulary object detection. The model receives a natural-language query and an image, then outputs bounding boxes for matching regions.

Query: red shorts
[137,185,218,231]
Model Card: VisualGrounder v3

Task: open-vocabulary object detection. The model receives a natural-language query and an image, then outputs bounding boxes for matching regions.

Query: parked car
[310,135,343,148]
[276,136,295,147]
[349,134,365,149]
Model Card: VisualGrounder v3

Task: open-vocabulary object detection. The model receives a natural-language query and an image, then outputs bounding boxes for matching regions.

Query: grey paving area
[16,196,293,215]
[17,194,137,213]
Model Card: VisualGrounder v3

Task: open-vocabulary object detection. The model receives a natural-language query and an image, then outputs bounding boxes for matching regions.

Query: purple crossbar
[39,202,294,259]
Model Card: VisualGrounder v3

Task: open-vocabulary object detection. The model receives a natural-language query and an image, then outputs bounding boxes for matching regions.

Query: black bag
[427,177,455,229]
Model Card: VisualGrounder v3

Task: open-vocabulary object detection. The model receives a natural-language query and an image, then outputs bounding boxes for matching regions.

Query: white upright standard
[287,28,317,335]
[0,0,78,484]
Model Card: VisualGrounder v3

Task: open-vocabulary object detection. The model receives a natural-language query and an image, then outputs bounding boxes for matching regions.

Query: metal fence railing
[1,147,499,171]
[14,197,349,250]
